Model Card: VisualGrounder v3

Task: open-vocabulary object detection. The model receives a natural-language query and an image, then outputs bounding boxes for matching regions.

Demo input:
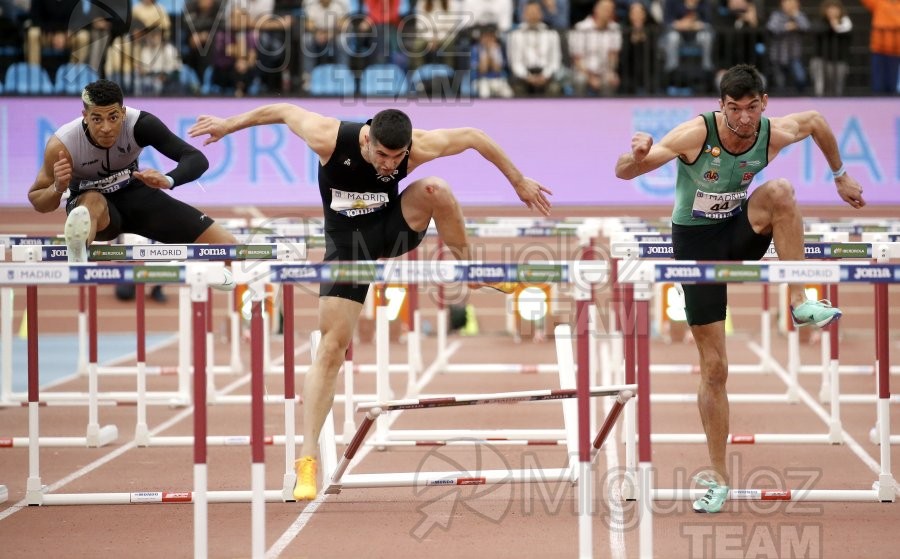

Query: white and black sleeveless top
[55,106,143,195]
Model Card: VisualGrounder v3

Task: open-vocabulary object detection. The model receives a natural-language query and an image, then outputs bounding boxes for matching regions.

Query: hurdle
[10,261,293,521]
[271,256,612,447]
[3,241,308,409]
[610,237,896,407]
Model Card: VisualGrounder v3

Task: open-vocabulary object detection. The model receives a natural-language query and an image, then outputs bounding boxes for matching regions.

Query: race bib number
[331,189,389,217]
[77,164,136,194]
[691,189,746,219]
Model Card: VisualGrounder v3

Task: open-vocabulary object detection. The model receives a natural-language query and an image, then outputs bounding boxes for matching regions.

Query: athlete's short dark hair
[370,109,412,151]
[82,79,124,109]
[719,64,767,101]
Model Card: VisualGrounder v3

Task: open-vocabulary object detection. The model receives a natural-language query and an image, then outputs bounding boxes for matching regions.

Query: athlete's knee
[419,176,455,205]
[316,330,352,374]
[767,178,797,210]
[699,357,728,386]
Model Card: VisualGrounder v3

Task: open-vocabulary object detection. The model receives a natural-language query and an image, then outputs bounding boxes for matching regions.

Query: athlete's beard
[724,115,758,139]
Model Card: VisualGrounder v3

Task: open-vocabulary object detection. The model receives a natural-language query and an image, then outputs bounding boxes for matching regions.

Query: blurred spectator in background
[182,0,222,76]
[618,0,659,94]
[408,0,461,71]
[102,0,169,86]
[132,0,170,40]
[136,24,185,94]
[360,0,402,65]
[211,6,257,95]
[713,0,764,84]
[225,0,291,93]
[662,0,714,88]
[302,0,350,91]
[461,0,514,34]
[82,0,132,74]
[766,0,810,93]
[507,0,563,95]
[25,0,86,74]
[859,0,900,94]
[568,0,621,96]
[809,0,851,96]
[471,23,513,97]
[516,0,569,29]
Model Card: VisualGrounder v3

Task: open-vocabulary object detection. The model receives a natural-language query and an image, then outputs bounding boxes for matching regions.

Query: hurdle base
[282,473,297,502]
[25,477,42,505]
[875,477,898,502]
[323,483,343,495]
[86,424,118,447]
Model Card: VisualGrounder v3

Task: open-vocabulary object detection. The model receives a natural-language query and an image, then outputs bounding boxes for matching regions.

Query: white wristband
[164,175,175,189]
[832,165,846,179]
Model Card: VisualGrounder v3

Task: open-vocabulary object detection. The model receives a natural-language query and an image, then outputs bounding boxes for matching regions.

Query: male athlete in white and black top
[189,104,553,500]
[27,79,236,264]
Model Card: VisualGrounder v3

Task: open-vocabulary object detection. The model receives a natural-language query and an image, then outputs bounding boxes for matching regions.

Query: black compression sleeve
[133,111,209,188]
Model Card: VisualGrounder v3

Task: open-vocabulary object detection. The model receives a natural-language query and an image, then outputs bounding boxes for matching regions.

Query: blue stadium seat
[4,62,54,95]
[309,63,355,97]
[409,63,456,95]
[359,63,407,97]
[179,65,201,92]
[201,65,219,95]
[54,63,99,94]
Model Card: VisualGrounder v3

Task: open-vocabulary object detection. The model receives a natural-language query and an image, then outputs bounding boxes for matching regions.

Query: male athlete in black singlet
[189,104,553,500]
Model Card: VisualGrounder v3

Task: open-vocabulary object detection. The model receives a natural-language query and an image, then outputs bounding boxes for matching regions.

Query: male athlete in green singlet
[615,64,865,513]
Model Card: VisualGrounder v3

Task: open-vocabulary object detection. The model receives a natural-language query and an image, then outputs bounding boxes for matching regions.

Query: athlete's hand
[631,132,653,163]
[52,151,71,193]
[514,177,553,216]
[132,169,173,189]
[188,115,228,145]
[835,174,865,209]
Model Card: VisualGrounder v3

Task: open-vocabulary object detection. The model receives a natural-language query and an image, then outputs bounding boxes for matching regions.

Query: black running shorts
[320,196,426,303]
[671,202,772,326]
[66,182,215,242]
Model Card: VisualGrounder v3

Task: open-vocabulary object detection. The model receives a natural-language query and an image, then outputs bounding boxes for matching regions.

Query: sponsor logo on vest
[663,266,702,280]
[703,170,719,182]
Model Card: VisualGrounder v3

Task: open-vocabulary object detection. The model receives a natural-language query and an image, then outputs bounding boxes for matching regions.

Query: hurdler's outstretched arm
[410,127,553,215]
[188,103,339,161]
